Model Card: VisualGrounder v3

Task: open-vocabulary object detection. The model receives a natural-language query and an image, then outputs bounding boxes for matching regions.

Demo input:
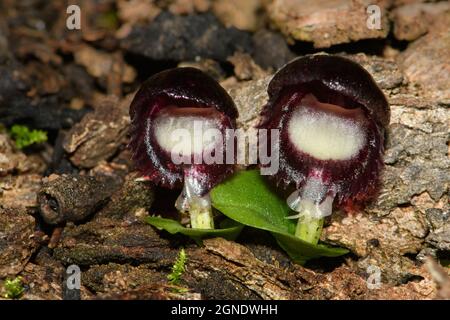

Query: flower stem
[295,215,324,245]
[286,174,335,245]
[175,177,215,229]
[190,204,214,229]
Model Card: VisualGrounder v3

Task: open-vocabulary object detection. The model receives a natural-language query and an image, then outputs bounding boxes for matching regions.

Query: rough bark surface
[267,0,390,47]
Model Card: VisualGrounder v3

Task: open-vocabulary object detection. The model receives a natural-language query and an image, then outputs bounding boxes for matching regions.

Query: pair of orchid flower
[129,54,389,247]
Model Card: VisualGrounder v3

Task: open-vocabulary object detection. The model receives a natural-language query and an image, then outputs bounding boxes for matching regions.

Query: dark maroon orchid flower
[259,55,390,243]
[129,67,238,229]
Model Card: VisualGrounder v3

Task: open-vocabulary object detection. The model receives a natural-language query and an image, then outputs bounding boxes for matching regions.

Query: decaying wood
[95,173,154,220]
[391,2,450,41]
[0,208,42,278]
[267,0,390,47]
[62,96,131,168]
[38,174,117,224]
[52,216,436,299]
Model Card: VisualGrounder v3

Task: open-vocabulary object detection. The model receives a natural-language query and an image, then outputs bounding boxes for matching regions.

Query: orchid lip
[153,112,223,156]
[287,94,367,161]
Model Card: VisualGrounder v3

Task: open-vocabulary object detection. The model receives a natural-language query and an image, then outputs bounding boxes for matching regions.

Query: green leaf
[272,232,349,264]
[212,170,296,235]
[210,169,348,264]
[145,216,243,245]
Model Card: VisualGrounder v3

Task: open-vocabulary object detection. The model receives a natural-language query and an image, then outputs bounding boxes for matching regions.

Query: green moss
[167,248,187,286]
[9,125,47,149]
[4,276,24,299]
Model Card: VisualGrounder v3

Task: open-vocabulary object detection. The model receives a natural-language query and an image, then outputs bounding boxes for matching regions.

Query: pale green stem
[175,175,214,230]
[286,175,335,245]
[189,203,214,229]
[295,215,324,245]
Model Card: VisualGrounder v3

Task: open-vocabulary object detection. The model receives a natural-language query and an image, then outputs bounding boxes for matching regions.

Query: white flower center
[287,97,366,161]
[154,114,221,155]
